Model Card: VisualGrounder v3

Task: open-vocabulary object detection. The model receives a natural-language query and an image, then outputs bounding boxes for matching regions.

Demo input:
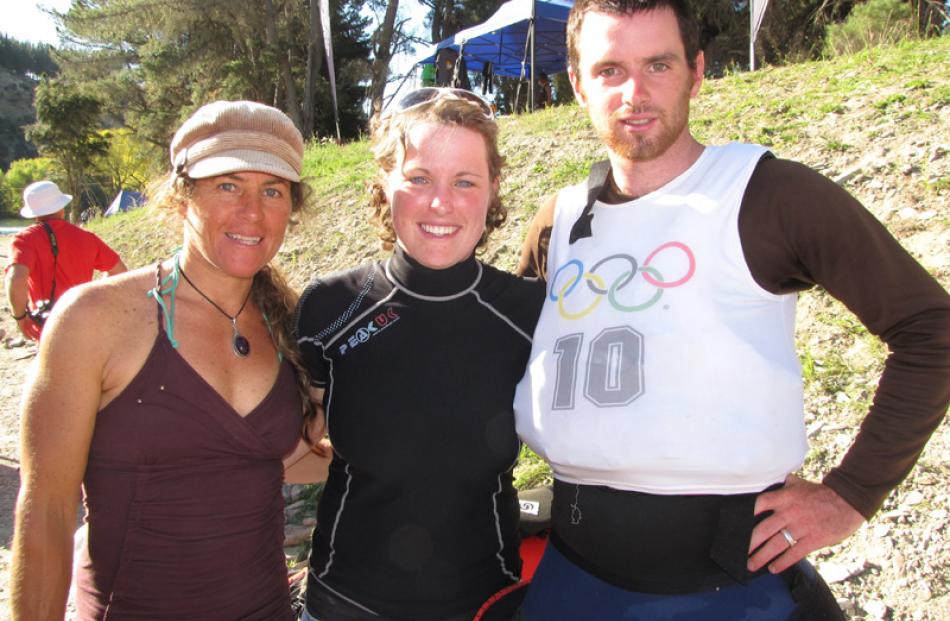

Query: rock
[285,498,308,515]
[898,207,918,220]
[891,551,905,574]
[284,523,315,547]
[837,598,855,612]
[833,167,862,185]
[902,490,925,507]
[283,483,310,504]
[862,599,888,619]
[880,508,907,521]
[819,560,866,583]
[283,545,306,562]
[868,158,889,172]
[917,209,936,220]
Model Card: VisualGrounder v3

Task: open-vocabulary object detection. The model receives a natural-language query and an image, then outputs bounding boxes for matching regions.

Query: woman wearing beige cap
[11,100,327,620]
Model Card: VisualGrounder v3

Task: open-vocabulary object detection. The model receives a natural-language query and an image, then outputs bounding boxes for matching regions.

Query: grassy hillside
[84,38,949,619]
[91,34,949,484]
[93,36,948,284]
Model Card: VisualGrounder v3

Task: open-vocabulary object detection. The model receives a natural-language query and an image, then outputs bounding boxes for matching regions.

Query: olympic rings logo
[549,242,696,319]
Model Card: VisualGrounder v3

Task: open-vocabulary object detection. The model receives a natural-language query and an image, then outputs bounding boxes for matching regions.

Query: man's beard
[595,99,690,163]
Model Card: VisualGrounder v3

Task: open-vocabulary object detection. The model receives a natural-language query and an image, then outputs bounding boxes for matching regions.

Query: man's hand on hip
[748,474,865,573]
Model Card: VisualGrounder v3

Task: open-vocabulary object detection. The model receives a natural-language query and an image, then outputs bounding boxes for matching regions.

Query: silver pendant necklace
[178,265,253,358]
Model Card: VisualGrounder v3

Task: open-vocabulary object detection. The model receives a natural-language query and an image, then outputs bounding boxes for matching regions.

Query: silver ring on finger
[781,527,797,547]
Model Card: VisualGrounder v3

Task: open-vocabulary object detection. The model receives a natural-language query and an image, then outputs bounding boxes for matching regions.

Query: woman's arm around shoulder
[11,270,156,620]
[283,387,331,484]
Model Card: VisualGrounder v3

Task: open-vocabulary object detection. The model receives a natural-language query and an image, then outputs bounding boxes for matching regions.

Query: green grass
[85,203,178,269]
[692,37,949,149]
[824,138,852,153]
[302,140,374,201]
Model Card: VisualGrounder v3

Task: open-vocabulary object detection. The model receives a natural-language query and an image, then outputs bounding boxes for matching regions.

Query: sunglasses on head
[384,87,495,120]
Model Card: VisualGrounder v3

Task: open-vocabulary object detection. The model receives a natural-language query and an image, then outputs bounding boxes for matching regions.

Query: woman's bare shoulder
[35,266,162,402]
[48,266,160,340]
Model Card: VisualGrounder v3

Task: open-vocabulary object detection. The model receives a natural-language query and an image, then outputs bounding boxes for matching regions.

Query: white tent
[103,189,145,217]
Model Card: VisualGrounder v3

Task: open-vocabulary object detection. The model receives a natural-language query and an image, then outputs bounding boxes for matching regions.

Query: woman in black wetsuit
[295,89,545,621]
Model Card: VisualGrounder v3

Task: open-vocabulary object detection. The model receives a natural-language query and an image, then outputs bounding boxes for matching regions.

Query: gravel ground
[0,267,946,621]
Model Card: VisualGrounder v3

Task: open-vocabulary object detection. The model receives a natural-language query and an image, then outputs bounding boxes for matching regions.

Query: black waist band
[551,479,779,594]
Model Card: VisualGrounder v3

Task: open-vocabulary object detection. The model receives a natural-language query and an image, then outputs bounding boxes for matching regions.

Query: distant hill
[0,66,40,170]
[0,36,58,171]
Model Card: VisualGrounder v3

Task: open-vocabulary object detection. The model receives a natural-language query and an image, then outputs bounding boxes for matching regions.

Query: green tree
[26,79,108,221]
[0,114,39,173]
[0,35,58,76]
[55,0,371,145]
[95,128,160,198]
[367,0,402,117]
[824,0,917,56]
[422,0,500,43]
[1,157,56,218]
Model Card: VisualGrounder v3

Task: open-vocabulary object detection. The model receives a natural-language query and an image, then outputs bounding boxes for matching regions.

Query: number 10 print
[551,326,644,410]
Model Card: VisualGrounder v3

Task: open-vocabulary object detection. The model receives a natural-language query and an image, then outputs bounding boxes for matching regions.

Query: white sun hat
[21,180,73,218]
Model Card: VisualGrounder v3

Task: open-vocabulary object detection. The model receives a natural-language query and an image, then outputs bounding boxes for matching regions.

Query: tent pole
[530,0,536,112]
[749,0,755,71]
[517,26,533,115]
[514,68,523,113]
[454,43,466,88]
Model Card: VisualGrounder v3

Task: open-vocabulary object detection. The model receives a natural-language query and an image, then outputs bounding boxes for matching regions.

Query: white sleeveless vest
[514,143,807,495]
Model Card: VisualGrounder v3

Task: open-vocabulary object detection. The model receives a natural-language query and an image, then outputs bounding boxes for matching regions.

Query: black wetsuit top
[295,247,545,620]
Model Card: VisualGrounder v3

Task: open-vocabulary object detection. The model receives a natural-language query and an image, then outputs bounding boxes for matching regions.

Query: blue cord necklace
[178,263,253,358]
[148,254,281,360]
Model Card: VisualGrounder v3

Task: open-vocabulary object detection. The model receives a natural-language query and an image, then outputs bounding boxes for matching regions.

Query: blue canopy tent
[413,0,573,111]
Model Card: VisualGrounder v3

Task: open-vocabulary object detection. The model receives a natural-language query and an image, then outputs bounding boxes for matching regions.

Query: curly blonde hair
[368,95,507,251]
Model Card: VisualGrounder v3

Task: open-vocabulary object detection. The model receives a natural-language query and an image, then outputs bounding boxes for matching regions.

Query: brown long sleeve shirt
[517,156,950,519]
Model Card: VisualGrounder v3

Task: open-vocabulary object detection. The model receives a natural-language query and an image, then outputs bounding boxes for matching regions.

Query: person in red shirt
[4,181,127,340]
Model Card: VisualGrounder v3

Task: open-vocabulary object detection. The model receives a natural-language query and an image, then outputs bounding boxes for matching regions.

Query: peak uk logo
[338,307,400,355]
[549,242,696,320]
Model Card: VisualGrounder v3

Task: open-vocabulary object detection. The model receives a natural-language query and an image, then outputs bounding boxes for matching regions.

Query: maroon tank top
[74,293,301,620]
